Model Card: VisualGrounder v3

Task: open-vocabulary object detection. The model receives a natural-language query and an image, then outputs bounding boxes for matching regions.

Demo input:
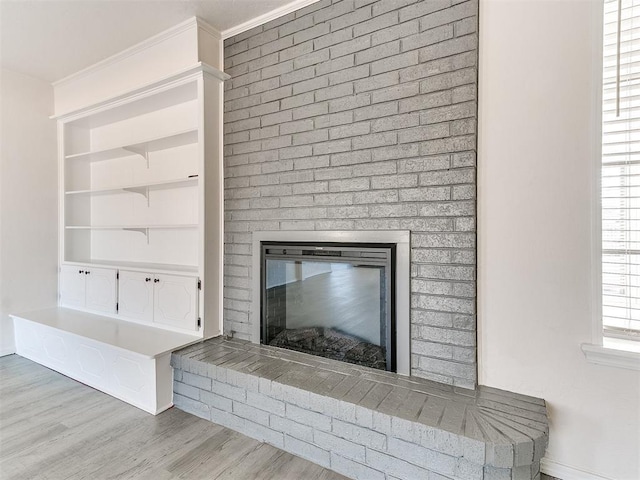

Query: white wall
[478,1,640,479]
[0,69,58,355]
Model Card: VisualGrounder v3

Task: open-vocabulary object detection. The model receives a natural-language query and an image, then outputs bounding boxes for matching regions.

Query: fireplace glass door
[261,242,394,371]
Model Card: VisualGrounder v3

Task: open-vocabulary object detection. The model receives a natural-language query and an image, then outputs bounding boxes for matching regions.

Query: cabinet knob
[78,270,84,274]
[154,278,160,283]
[85,270,90,275]
[145,277,151,282]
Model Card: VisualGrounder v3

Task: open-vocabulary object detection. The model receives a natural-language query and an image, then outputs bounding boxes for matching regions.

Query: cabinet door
[118,270,154,323]
[84,267,117,314]
[60,265,86,308]
[153,274,198,331]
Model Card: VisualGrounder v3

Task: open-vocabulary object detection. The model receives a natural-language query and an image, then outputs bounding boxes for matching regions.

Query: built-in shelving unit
[61,77,204,275]
[12,16,229,416]
[55,56,228,336]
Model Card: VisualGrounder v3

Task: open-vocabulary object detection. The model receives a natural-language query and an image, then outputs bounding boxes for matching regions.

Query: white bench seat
[11,307,201,414]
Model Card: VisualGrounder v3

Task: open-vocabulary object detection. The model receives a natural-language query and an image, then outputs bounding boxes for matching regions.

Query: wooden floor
[0,355,348,480]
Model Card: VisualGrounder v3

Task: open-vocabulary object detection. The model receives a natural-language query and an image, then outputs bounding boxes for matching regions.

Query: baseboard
[541,458,615,480]
[0,347,16,357]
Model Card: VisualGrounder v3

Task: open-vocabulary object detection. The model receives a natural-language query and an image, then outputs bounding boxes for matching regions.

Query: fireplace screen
[261,242,395,371]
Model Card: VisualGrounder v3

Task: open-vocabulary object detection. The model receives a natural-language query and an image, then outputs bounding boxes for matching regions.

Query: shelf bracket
[122,186,149,205]
[123,145,149,167]
[123,227,149,243]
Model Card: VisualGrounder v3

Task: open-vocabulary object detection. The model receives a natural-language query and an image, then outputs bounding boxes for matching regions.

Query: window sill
[581,339,640,371]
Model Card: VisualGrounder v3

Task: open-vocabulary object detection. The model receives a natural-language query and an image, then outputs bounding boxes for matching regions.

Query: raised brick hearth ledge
[171,338,548,480]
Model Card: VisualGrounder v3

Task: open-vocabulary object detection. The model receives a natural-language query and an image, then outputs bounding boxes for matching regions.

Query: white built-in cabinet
[118,271,199,331]
[60,265,117,313]
[11,18,229,415]
[118,270,155,322]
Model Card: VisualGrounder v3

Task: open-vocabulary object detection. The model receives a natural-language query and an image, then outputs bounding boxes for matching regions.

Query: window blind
[602,0,640,336]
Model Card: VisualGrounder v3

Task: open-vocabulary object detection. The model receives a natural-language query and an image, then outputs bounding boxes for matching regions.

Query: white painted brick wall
[223,0,478,388]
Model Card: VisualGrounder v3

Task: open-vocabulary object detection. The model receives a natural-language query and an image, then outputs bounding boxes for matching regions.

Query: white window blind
[602,0,640,337]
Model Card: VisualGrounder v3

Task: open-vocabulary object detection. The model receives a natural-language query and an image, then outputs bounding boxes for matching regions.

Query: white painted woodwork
[12,308,200,357]
[61,76,203,274]
[13,18,230,415]
[60,265,86,308]
[64,259,197,275]
[60,265,117,314]
[64,129,198,163]
[153,274,198,331]
[118,271,198,331]
[52,18,223,116]
[201,72,224,338]
[118,270,154,323]
[84,267,117,314]
[221,0,320,39]
[11,308,200,414]
[65,177,197,196]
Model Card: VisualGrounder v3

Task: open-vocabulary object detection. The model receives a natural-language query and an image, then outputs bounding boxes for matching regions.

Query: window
[601,0,640,341]
[583,0,640,369]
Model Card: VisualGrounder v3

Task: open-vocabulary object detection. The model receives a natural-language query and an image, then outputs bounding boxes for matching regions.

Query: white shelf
[65,177,198,196]
[65,224,197,230]
[64,259,198,275]
[65,129,197,162]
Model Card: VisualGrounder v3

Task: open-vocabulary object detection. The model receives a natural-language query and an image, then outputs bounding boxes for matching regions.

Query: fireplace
[251,231,410,376]
[261,242,395,371]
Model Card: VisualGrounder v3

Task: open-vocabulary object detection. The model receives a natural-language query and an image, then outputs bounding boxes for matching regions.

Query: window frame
[583,0,640,370]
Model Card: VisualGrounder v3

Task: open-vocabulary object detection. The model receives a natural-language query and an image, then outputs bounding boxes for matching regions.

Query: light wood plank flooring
[0,355,348,480]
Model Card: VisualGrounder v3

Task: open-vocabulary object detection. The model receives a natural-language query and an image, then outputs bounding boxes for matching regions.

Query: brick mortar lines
[222,0,479,388]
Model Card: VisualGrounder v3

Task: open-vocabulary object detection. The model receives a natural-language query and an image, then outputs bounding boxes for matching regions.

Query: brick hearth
[171,338,548,480]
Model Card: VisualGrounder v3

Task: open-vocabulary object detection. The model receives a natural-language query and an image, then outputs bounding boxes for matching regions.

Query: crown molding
[197,17,222,39]
[53,17,221,87]
[221,0,320,40]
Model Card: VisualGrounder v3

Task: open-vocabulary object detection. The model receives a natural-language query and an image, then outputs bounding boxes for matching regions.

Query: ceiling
[0,0,304,83]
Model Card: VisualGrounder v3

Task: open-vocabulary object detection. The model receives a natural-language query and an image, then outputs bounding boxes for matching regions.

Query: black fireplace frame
[260,241,396,372]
